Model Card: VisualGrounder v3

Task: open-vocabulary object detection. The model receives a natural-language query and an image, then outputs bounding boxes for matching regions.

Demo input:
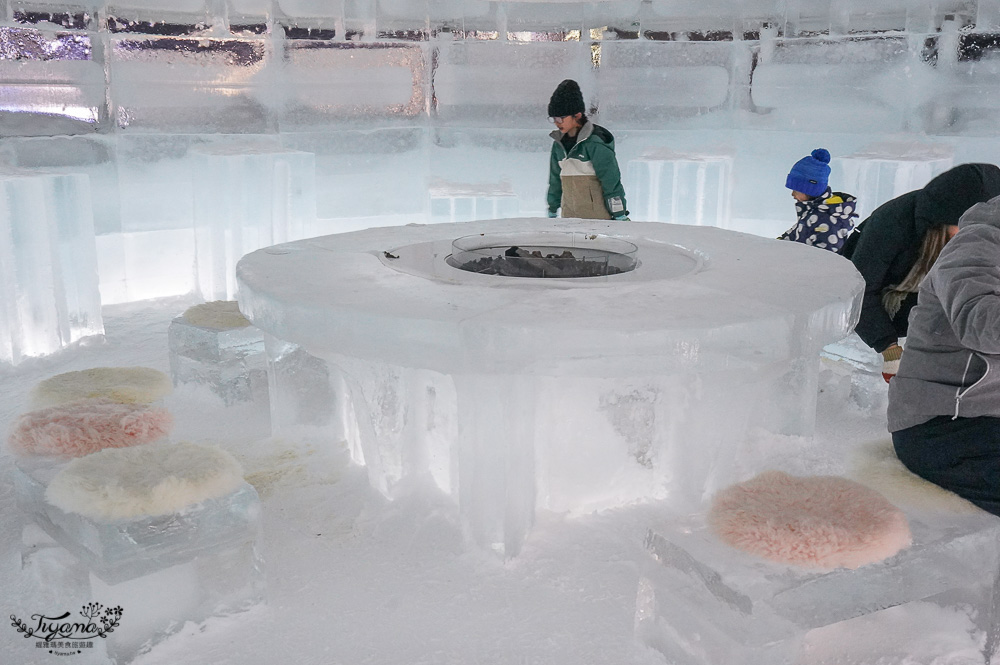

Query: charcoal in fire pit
[460,246,621,278]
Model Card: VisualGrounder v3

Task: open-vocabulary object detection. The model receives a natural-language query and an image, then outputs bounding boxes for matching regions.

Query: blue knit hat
[786,148,831,198]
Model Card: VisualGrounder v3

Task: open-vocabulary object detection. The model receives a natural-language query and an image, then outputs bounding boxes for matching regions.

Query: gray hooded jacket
[888,195,1000,432]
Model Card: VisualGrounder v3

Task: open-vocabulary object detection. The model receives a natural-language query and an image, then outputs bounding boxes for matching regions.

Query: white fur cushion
[32,367,172,409]
[850,439,980,514]
[182,301,251,330]
[709,470,912,570]
[46,442,245,521]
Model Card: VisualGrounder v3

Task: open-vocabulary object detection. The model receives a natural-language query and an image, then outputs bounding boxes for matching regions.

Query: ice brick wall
[1,1,1000,310]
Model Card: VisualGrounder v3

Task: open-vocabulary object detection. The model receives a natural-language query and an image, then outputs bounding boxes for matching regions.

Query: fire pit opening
[446,232,639,278]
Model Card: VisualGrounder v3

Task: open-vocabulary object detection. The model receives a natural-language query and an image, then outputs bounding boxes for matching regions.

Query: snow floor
[0,295,992,665]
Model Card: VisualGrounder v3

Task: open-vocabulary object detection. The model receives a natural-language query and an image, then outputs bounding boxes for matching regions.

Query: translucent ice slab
[837,141,954,221]
[190,143,316,300]
[236,219,863,556]
[626,149,733,226]
[0,165,104,365]
[636,509,1000,665]
[428,178,518,223]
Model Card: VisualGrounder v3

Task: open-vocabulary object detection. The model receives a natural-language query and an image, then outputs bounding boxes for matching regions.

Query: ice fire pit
[236,218,863,557]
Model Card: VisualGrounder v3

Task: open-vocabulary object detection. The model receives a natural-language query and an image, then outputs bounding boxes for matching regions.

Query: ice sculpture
[0,166,104,366]
[12,455,264,663]
[626,149,734,226]
[190,143,316,301]
[836,142,955,221]
[428,178,519,223]
[168,301,268,406]
[635,507,1000,664]
[237,218,862,556]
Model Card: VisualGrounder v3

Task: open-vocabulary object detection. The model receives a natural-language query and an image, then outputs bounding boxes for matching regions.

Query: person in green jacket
[546,79,628,220]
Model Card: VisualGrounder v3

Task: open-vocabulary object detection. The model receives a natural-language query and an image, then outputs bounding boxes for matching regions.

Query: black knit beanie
[548,79,585,118]
[915,163,1000,231]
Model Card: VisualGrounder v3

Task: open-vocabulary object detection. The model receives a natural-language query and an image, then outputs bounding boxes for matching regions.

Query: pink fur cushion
[7,398,173,458]
[709,470,912,570]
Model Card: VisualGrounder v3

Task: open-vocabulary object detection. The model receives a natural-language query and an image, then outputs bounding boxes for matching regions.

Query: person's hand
[881,344,902,383]
[547,210,558,218]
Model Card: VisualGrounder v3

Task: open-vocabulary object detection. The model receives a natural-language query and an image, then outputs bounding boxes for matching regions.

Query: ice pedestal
[837,142,954,222]
[236,219,863,557]
[0,166,104,365]
[11,459,264,663]
[167,305,268,407]
[264,332,336,438]
[626,149,734,226]
[190,144,317,301]
[428,178,519,224]
[635,508,1000,665]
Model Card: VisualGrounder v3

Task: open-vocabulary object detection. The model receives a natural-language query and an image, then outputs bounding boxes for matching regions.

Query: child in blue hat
[779,148,858,253]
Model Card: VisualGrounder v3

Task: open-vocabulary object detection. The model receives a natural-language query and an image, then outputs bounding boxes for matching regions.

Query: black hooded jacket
[842,163,1000,353]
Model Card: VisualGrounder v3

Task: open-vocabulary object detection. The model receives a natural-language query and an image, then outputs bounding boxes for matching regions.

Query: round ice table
[237,219,863,556]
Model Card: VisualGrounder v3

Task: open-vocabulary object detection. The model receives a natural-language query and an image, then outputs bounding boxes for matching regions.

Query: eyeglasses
[548,116,568,123]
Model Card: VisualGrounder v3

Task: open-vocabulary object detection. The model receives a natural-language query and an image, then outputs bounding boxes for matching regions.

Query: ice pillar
[0,167,104,365]
[191,145,316,301]
[837,142,954,222]
[626,150,734,227]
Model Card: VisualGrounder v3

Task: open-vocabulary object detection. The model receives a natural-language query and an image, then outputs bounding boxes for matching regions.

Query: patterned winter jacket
[547,121,628,220]
[779,187,858,253]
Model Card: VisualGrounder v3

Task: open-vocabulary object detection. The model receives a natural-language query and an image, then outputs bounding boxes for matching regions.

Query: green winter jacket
[547,121,628,220]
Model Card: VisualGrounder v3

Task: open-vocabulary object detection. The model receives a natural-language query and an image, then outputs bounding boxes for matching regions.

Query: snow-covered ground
[0,294,990,664]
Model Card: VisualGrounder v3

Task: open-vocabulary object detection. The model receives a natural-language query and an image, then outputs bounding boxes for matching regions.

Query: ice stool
[168,301,268,408]
[13,442,264,664]
[635,470,1000,665]
[9,395,173,584]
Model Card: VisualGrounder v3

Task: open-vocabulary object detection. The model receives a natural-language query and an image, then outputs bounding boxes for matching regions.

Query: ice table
[626,149,734,226]
[0,166,104,365]
[636,507,1000,664]
[837,141,954,222]
[190,143,316,301]
[236,218,863,557]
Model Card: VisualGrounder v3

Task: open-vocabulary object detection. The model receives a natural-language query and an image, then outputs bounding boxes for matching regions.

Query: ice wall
[2,1,1000,309]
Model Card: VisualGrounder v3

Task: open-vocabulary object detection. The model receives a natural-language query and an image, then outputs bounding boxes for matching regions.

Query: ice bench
[635,471,1000,665]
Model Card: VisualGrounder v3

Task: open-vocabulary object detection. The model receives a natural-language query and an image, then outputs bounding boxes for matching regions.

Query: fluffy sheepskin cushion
[31,367,172,408]
[709,470,912,570]
[45,442,245,521]
[182,300,251,330]
[851,439,980,514]
[7,399,173,458]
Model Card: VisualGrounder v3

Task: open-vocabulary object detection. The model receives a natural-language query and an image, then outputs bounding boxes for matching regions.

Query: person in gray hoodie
[889,194,1000,515]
